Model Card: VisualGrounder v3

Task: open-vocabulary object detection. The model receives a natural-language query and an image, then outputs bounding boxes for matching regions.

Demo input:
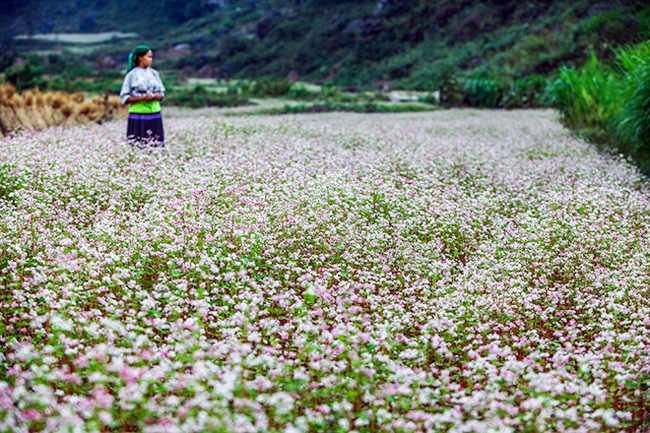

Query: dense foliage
[2,1,649,88]
[549,42,650,173]
[164,84,250,108]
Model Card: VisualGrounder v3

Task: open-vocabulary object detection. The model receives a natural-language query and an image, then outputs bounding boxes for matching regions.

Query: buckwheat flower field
[1,109,649,432]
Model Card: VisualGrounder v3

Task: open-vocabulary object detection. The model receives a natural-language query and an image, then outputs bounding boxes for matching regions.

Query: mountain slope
[2,0,649,88]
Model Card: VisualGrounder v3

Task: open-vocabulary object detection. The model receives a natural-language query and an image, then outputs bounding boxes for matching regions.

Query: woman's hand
[143,92,162,101]
[126,93,162,104]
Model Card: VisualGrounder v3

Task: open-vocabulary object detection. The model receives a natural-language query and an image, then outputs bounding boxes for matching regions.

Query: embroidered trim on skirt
[127,112,164,148]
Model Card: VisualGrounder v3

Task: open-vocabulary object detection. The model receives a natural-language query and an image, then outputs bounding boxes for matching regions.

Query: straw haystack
[0,84,127,135]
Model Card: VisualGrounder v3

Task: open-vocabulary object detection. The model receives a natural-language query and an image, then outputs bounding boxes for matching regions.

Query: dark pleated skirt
[127,112,164,148]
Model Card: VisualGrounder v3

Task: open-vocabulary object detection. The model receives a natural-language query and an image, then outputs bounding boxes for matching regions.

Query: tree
[5,60,46,91]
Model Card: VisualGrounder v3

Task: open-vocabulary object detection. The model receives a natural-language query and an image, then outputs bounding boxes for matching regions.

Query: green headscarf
[127,45,152,72]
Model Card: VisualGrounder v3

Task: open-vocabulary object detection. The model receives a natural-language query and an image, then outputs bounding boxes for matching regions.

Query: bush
[548,43,650,173]
[5,61,46,91]
[419,71,548,109]
[47,75,122,94]
[500,76,550,109]
[584,9,642,46]
[243,100,436,115]
[427,67,464,108]
[165,84,250,108]
[0,53,18,72]
[250,78,292,97]
[287,84,319,100]
[615,42,650,170]
[548,53,621,135]
[461,78,503,108]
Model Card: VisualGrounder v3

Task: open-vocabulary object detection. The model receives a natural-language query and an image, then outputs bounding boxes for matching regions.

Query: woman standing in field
[120,45,165,147]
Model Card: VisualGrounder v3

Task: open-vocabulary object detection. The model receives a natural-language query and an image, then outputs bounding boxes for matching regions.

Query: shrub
[548,43,650,173]
[584,9,643,47]
[500,76,549,109]
[46,75,122,95]
[0,53,18,71]
[319,84,343,100]
[429,68,464,108]
[461,78,503,108]
[242,100,436,115]
[615,42,650,170]
[250,78,292,97]
[165,84,249,108]
[4,61,46,91]
[234,81,250,94]
[548,53,621,136]
[287,84,319,100]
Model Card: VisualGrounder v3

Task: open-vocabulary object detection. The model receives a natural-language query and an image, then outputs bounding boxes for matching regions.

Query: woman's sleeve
[120,73,132,105]
[155,70,165,100]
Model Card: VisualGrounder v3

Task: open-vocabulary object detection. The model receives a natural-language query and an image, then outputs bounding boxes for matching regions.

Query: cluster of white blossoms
[0,109,648,432]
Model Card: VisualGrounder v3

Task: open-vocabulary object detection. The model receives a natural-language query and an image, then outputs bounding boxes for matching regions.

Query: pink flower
[93,387,114,409]
[21,408,41,421]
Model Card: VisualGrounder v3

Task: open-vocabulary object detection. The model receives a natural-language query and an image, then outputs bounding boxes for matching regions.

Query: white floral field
[1,110,649,433]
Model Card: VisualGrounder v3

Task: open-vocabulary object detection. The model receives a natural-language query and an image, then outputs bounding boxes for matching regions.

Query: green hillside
[1,0,649,88]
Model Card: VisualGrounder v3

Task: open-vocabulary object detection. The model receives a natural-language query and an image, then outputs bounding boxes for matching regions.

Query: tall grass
[548,54,621,141]
[615,42,650,166]
[549,42,650,173]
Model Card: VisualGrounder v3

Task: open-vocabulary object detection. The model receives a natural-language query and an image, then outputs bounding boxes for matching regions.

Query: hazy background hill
[1,0,649,88]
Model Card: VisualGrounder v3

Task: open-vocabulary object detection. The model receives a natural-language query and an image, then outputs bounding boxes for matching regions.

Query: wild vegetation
[164,84,251,109]
[3,1,649,88]
[549,41,650,173]
[247,100,435,115]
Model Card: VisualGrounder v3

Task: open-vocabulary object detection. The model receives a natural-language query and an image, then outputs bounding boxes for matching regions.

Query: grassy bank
[549,41,650,173]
